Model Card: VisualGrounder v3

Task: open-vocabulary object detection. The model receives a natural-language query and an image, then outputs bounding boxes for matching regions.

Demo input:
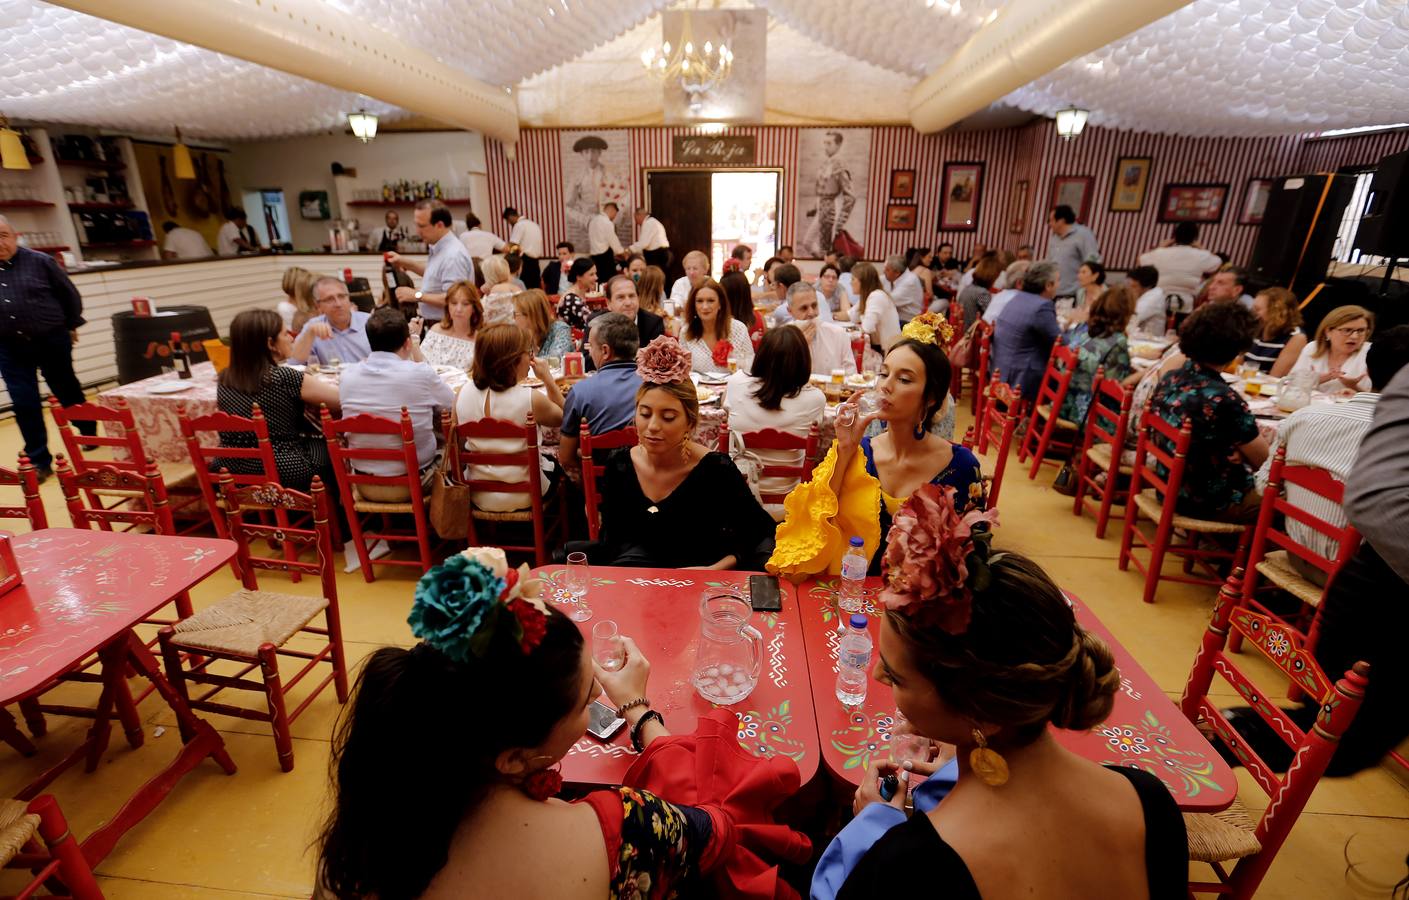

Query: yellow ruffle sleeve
[766,441,882,581]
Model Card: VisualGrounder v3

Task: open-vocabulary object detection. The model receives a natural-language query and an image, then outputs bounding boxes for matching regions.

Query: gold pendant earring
[969,727,1009,787]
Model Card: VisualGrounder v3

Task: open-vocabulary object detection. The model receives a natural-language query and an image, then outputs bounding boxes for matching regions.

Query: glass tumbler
[592,620,625,671]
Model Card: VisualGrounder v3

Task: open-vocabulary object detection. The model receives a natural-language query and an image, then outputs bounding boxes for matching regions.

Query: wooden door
[648,171,712,289]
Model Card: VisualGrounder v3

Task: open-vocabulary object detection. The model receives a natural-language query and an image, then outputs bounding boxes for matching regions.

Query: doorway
[646,169,781,286]
[241,188,291,248]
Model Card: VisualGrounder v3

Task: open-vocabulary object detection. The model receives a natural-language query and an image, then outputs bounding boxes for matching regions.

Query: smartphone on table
[586,699,626,741]
[749,574,782,612]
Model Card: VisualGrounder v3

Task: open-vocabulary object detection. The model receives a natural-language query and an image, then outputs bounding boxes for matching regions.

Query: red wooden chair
[451,411,564,566]
[968,321,994,416]
[975,374,1024,509]
[0,794,103,900]
[1118,412,1251,604]
[1071,370,1134,538]
[579,424,638,541]
[0,453,47,530]
[961,425,975,450]
[158,474,349,772]
[720,423,821,508]
[322,407,435,581]
[1180,571,1370,899]
[49,397,202,526]
[1018,342,1080,479]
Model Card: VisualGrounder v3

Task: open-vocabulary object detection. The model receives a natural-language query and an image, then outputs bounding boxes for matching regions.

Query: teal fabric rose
[409,555,507,662]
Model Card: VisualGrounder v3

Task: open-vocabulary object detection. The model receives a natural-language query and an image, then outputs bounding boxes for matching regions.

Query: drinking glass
[890,711,931,769]
[592,620,625,671]
[565,551,592,622]
[328,356,343,370]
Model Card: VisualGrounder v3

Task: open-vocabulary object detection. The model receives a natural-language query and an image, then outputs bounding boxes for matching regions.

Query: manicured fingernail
[902,760,913,770]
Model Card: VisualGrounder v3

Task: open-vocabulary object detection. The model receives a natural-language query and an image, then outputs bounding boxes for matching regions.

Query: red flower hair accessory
[711,338,732,368]
[635,335,692,384]
[723,257,744,274]
[879,484,1000,635]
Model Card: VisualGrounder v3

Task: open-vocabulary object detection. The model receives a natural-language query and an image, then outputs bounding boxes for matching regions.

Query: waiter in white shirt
[160,221,212,259]
[460,212,505,260]
[1138,222,1222,313]
[629,207,671,272]
[216,207,259,256]
[588,202,626,283]
[502,207,544,290]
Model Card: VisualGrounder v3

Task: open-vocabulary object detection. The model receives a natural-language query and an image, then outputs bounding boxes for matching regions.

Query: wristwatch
[413,290,424,301]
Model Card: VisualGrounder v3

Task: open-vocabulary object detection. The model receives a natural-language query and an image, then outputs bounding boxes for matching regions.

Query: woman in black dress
[593,336,775,570]
[828,485,1187,900]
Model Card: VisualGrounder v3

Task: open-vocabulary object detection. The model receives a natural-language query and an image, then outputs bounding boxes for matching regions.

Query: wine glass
[564,551,592,622]
[592,620,625,671]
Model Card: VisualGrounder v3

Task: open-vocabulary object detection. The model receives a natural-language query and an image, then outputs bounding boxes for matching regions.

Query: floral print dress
[578,787,714,899]
[1059,329,1132,425]
[1148,360,1260,518]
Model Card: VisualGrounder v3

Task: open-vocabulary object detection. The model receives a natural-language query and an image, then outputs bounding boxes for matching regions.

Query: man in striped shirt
[1254,325,1409,583]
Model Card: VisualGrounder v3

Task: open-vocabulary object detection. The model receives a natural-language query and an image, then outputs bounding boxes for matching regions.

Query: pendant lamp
[347,110,378,143]
[0,115,30,171]
[1055,107,1089,141]
[172,127,196,180]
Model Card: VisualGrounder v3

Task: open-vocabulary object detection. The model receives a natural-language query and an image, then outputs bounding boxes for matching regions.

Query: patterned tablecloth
[96,362,222,462]
[532,566,820,787]
[794,576,1237,812]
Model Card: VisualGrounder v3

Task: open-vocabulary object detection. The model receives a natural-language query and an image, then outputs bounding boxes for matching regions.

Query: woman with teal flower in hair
[318,547,809,900]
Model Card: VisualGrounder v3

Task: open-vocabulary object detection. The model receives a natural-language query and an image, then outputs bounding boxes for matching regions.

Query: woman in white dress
[850,261,900,353]
[419,280,480,371]
[680,278,754,374]
[1289,304,1374,392]
[453,324,564,512]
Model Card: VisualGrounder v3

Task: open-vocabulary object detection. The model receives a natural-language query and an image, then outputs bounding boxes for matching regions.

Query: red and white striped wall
[486,124,1409,270]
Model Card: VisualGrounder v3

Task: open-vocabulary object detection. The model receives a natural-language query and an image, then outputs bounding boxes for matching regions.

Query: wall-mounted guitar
[189,152,215,218]
[157,154,178,216]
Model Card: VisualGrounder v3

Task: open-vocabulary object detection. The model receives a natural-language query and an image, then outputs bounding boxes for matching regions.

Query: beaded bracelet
[616,697,650,717]
[631,710,664,753]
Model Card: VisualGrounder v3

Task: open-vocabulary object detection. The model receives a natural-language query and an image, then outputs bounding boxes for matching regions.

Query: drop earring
[913,420,927,440]
[969,727,1009,787]
[518,753,563,801]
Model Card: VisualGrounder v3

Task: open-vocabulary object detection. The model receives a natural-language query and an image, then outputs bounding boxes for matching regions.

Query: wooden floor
[1,404,1407,899]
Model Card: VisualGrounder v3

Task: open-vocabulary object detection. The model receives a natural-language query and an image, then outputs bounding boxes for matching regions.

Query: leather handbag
[428,408,472,540]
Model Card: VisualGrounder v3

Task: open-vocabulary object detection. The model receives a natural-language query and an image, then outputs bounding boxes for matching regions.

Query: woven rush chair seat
[0,799,40,868]
[1084,442,1134,475]
[472,506,533,523]
[1184,798,1263,862]
[1254,550,1326,607]
[169,590,328,657]
[1133,489,1248,535]
[348,490,425,514]
[1035,403,1079,431]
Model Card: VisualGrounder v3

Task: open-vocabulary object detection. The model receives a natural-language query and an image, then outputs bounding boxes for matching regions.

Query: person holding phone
[317,548,808,900]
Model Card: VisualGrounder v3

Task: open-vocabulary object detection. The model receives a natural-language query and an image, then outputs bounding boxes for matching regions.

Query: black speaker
[1248,173,1357,297]
[1353,149,1409,258]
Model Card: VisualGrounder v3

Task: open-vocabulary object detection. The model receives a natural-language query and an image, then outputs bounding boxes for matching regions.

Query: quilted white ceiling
[3,0,1408,139]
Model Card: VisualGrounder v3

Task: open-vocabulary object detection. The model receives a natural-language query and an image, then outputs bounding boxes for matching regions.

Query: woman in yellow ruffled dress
[768,313,987,579]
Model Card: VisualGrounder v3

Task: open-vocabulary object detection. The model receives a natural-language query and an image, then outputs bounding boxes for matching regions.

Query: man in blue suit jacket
[990,260,1061,401]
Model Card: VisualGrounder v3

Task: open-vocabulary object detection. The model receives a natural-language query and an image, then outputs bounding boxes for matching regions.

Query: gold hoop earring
[969,727,1009,787]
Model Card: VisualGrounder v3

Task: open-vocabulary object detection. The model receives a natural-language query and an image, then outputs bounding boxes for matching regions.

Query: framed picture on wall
[939,161,983,231]
[885,204,918,231]
[1240,178,1274,225]
[1159,182,1230,223]
[1109,156,1153,212]
[1050,175,1095,223]
[1008,179,1030,234]
[890,169,916,199]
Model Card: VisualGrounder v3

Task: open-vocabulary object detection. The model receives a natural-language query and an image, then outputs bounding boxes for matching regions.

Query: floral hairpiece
[879,484,1000,635]
[409,547,549,661]
[722,258,744,274]
[899,311,955,348]
[636,335,692,385]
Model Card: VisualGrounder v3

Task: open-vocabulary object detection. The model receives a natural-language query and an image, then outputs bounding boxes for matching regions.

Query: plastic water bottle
[835,614,872,707]
[839,537,867,614]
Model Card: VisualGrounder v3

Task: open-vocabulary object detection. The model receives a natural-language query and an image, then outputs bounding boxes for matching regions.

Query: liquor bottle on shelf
[170,332,192,379]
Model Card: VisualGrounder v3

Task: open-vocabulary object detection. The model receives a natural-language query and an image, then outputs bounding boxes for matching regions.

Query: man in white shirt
[216,207,259,256]
[160,221,212,259]
[1046,205,1100,297]
[772,264,833,325]
[502,207,544,290]
[784,281,855,376]
[1127,266,1169,336]
[882,255,924,323]
[629,207,670,272]
[588,202,626,283]
[388,200,475,324]
[460,212,505,260]
[1139,222,1221,312]
[668,250,710,312]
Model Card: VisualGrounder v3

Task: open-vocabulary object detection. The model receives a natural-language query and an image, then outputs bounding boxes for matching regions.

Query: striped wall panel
[1297,128,1409,173]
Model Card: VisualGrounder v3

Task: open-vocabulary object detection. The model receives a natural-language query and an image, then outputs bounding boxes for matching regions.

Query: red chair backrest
[980,375,1025,508]
[1248,447,1362,582]
[579,425,638,541]
[1033,342,1079,413]
[1129,409,1192,508]
[1080,371,1133,455]
[55,454,175,534]
[975,323,993,381]
[450,411,552,523]
[48,397,151,474]
[219,472,337,599]
[0,454,48,529]
[1180,572,1369,895]
[179,404,280,521]
[738,424,820,506]
[321,407,425,504]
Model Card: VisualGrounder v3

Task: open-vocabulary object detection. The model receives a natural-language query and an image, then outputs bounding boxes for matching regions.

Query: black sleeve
[639,310,666,344]
[1111,768,1189,900]
[838,814,978,900]
[703,453,777,570]
[45,255,85,330]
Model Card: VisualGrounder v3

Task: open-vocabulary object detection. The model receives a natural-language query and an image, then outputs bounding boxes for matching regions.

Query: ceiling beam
[50,0,519,145]
[909,0,1191,133]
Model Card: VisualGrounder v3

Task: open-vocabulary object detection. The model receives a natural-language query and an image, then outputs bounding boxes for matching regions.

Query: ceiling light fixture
[641,2,733,114]
[347,109,378,143]
[1055,106,1089,141]
[172,126,196,180]
[0,114,31,171]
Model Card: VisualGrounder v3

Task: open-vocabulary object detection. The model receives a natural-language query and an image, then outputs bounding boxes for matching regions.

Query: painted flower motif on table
[808,578,878,624]
[1102,725,1151,755]
[831,709,896,770]
[1100,710,1224,799]
[734,701,807,762]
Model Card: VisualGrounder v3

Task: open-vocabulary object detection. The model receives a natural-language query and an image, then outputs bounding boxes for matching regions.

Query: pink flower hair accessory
[879,484,1000,635]
[636,335,692,385]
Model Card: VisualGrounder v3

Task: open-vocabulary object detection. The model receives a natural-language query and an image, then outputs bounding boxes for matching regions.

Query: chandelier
[641,5,734,113]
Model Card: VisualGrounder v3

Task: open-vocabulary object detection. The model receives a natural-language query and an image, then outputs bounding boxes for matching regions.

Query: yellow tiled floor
[2,408,1407,898]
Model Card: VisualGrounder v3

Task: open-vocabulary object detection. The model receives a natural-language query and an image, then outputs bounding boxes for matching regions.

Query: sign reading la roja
[671,135,757,166]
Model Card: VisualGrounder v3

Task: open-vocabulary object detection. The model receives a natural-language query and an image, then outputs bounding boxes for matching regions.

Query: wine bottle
[170,331,192,379]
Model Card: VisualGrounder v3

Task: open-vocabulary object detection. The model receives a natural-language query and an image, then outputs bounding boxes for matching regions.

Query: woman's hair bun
[1049,628,1120,731]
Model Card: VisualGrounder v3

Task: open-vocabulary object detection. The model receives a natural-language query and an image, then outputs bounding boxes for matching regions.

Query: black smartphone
[586,699,626,741]
[749,574,782,612]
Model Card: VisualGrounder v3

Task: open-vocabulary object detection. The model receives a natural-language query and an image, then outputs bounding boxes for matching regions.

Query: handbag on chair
[428,407,472,540]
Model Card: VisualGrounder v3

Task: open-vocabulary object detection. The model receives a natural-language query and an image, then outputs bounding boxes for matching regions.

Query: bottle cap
[850,614,868,630]
[849,536,863,547]
[170,331,181,342]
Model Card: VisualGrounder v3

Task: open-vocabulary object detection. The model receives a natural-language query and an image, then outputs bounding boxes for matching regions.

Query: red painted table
[532,566,820,786]
[0,528,239,864]
[794,576,1237,812]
